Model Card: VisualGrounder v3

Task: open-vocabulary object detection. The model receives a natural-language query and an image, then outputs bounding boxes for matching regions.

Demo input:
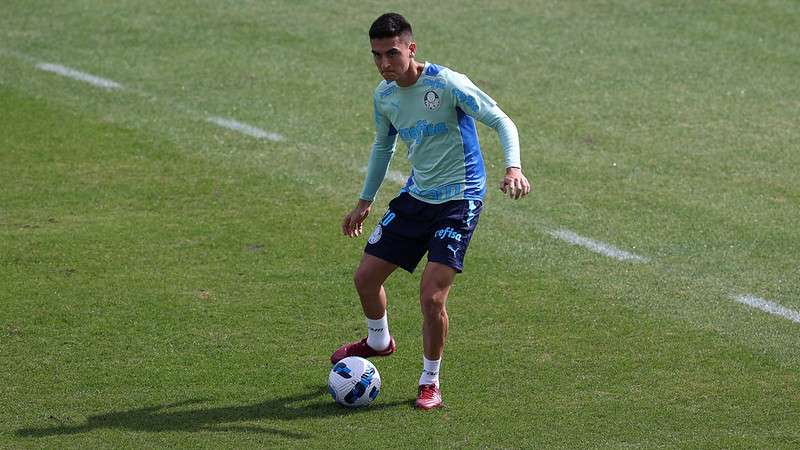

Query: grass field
[2,0,800,447]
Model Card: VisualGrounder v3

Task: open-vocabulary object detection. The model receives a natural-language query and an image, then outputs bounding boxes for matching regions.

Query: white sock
[366,313,390,351]
[419,357,441,386]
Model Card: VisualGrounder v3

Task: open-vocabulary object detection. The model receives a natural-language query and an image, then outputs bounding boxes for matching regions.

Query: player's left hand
[500,167,531,200]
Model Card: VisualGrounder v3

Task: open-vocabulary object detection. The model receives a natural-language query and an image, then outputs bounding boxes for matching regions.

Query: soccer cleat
[415,384,444,410]
[330,336,396,364]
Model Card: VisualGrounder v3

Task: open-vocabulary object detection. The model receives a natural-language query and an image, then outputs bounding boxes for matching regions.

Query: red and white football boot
[415,384,444,410]
[330,336,396,364]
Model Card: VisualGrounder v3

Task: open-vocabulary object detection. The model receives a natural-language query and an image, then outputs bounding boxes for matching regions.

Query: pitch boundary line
[10,49,800,333]
[0,47,38,63]
[546,228,650,263]
[733,294,800,324]
[4,50,285,142]
[207,116,284,142]
[36,62,122,90]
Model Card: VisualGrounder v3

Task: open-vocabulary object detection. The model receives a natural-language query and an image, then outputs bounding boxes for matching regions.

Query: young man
[333,12,530,410]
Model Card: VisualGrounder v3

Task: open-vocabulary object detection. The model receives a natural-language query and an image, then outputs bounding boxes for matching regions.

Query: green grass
[2,0,800,447]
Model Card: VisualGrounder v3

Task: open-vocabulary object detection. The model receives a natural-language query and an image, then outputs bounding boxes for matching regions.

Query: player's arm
[451,73,530,199]
[481,107,530,200]
[342,98,398,237]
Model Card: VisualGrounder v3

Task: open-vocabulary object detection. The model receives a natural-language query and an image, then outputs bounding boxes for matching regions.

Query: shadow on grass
[17,386,411,440]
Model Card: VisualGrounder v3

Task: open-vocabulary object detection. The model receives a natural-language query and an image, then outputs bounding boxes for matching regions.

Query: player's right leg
[330,253,398,364]
[354,253,397,320]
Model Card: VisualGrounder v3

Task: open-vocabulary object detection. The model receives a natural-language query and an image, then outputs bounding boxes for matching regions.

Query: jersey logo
[398,120,448,145]
[423,90,441,111]
[452,87,479,112]
[423,78,446,90]
[368,224,383,244]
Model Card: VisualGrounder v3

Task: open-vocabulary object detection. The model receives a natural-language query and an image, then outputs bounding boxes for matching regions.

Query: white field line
[360,166,407,185]
[36,63,122,90]
[6,51,285,142]
[207,116,284,142]
[733,294,800,324]
[546,228,650,263]
[0,47,38,64]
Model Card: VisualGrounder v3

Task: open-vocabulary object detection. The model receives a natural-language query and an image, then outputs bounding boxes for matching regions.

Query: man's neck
[396,61,424,87]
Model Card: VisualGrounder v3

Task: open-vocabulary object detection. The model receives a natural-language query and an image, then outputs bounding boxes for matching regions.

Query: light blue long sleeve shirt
[360,62,521,204]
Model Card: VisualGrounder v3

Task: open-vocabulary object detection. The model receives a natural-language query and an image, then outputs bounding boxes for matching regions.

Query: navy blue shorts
[365,192,483,273]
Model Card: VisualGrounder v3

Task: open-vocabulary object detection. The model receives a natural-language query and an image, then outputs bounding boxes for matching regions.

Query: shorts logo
[423,90,441,111]
[434,227,462,242]
[447,244,460,259]
[368,224,383,244]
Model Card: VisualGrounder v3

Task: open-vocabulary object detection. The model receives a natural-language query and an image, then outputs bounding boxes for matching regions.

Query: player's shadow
[16,386,410,439]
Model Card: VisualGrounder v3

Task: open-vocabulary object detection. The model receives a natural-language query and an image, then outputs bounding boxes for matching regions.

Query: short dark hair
[369,13,413,40]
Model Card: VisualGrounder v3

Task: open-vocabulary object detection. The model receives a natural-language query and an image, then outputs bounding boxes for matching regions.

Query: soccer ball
[328,356,381,407]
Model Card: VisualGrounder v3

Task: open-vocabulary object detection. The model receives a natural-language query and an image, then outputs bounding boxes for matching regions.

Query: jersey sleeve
[479,106,522,169]
[359,95,398,201]
[450,73,522,169]
[449,73,498,122]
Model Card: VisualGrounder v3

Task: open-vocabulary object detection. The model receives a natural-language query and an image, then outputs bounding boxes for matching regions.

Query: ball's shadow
[16,386,412,439]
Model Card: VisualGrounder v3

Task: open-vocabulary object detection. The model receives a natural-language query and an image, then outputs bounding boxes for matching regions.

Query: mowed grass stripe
[2,84,798,448]
[2,1,800,446]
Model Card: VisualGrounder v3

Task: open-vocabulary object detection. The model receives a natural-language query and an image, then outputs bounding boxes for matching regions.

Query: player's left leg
[415,261,456,410]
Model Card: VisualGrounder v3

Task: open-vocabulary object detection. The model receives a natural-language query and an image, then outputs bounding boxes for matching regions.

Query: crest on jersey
[368,224,383,244]
[423,90,441,111]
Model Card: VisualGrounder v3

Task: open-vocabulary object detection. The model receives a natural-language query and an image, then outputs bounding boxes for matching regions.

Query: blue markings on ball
[332,362,352,379]
[369,386,379,400]
[344,367,375,404]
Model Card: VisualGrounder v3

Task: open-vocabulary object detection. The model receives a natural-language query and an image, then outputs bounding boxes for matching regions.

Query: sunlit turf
[2,0,800,447]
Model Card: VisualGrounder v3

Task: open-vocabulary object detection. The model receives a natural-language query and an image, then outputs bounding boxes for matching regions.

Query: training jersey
[360,62,521,204]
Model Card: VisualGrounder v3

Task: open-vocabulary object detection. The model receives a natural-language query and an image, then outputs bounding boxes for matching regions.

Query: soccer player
[332,12,530,410]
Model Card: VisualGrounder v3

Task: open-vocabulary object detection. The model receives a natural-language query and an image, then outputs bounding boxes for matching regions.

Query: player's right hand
[342,204,371,237]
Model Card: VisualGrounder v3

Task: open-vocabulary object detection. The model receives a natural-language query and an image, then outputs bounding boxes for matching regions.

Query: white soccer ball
[328,356,381,407]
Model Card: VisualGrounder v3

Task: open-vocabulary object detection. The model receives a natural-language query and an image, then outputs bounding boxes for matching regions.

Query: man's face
[370,35,416,82]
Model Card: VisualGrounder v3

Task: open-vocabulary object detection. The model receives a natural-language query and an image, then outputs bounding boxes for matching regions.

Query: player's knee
[353,267,376,295]
[420,290,447,318]
[353,269,367,293]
